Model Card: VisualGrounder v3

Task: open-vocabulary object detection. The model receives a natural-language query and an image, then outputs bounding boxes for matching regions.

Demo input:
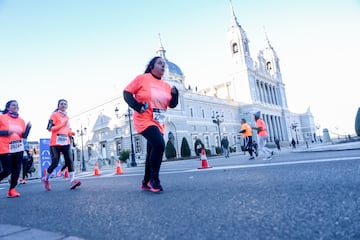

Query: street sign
[39,138,62,177]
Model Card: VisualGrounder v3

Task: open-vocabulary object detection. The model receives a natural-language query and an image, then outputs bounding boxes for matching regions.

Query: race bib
[153,108,166,125]
[9,140,24,153]
[56,134,68,145]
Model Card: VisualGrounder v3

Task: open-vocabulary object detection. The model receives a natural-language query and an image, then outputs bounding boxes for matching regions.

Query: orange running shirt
[241,123,252,137]
[255,118,268,137]
[124,73,172,134]
[0,114,26,154]
[49,111,71,146]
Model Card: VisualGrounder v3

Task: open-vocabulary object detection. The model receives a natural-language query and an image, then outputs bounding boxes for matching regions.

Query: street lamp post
[212,111,224,146]
[115,107,137,167]
[77,126,87,172]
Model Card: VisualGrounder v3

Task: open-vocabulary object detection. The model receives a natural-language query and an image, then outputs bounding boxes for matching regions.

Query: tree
[165,140,177,159]
[118,150,130,164]
[180,137,191,157]
[355,107,360,136]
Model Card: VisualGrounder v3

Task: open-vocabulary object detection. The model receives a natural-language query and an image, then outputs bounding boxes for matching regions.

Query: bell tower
[226,1,255,104]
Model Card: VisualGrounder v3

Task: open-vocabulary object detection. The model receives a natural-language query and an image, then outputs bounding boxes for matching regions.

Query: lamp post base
[130,153,137,167]
[82,159,86,172]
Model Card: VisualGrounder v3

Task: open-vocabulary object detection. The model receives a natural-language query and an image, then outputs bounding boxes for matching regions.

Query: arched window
[266,62,272,71]
[232,43,238,53]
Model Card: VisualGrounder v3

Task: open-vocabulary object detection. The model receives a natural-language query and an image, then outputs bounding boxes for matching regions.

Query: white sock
[45,172,51,181]
[69,172,75,182]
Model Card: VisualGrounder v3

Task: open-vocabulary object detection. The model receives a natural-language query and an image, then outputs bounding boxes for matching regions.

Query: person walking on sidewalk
[0,100,31,197]
[42,99,81,190]
[124,56,179,193]
[252,111,273,160]
[239,118,255,160]
[221,136,230,158]
[20,138,31,184]
[275,137,281,151]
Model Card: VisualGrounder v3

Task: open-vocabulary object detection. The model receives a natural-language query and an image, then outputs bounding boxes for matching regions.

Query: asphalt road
[1,149,360,240]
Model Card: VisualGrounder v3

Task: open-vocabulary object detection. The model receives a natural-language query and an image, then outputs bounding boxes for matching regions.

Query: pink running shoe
[7,188,20,198]
[70,179,81,189]
[147,180,161,193]
[141,180,150,190]
[42,177,51,191]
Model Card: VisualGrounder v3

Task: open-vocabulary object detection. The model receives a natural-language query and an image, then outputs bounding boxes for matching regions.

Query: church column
[269,86,274,104]
[270,115,275,142]
[271,86,276,105]
[266,84,271,104]
[275,116,282,141]
[266,114,272,142]
[267,114,272,141]
[256,80,261,102]
[263,83,267,104]
[277,116,284,141]
[260,82,265,103]
[273,87,279,105]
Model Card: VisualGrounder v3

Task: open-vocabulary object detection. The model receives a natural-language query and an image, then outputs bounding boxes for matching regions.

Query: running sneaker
[7,188,20,198]
[70,179,81,189]
[263,156,272,161]
[249,156,255,160]
[141,180,150,190]
[42,177,51,191]
[147,180,161,193]
[21,179,27,184]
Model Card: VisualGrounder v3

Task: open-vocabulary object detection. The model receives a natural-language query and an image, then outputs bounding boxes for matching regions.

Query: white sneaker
[263,156,272,160]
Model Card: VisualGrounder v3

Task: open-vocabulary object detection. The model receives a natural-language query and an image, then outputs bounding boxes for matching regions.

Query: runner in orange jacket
[42,99,81,191]
[124,56,179,193]
[0,100,31,198]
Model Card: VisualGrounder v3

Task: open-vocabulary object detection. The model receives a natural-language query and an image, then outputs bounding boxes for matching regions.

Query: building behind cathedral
[70,3,316,165]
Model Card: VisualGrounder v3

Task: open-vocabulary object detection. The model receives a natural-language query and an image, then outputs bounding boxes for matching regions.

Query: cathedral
[71,3,316,165]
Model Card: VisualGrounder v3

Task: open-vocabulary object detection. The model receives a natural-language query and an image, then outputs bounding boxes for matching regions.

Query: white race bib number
[153,108,166,125]
[56,134,68,145]
[9,140,24,153]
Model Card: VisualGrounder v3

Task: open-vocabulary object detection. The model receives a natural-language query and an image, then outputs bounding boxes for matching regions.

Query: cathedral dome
[156,38,186,90]
[165,59,184,77]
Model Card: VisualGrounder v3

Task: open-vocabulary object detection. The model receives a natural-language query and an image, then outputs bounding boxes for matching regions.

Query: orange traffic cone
[93,162,100,176]
[115,160,123,175]
[198,149,212,169]
[64,167,69,178]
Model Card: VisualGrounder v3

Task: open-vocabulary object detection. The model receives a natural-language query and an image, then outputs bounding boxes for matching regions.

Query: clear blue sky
[1,0,359,141]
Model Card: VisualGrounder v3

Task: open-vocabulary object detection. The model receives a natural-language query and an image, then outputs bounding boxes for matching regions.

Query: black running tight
[48,145,74,174]
[0,152,22,189]
[141,125,165,183]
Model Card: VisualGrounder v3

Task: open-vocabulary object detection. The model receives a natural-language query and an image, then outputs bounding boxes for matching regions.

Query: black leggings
[0,152,22,189]
[61,150,74,172]
[141,126,165,183]
[47,145,74,174]
[243,136,254,157]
